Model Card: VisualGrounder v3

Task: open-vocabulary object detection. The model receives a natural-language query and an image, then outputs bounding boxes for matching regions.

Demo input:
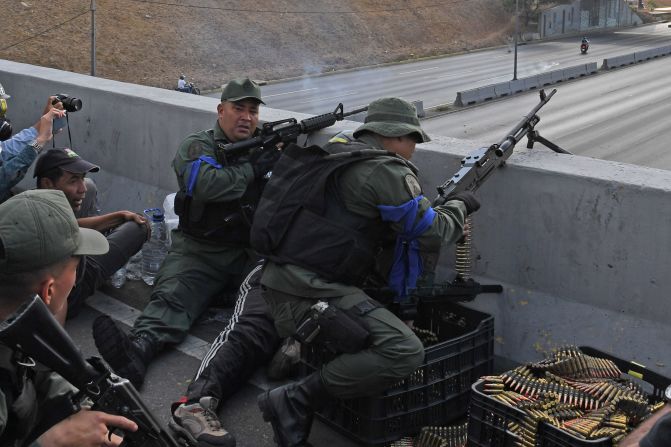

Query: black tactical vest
[175,130,265,245]
[251,138,409,286]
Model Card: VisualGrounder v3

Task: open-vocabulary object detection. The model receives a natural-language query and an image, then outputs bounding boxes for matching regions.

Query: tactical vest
[251,138,412,286]
[174,129,265,245]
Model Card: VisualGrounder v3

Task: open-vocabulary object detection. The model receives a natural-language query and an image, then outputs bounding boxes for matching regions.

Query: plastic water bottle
[111,266,127,288]
[141,208,168,286]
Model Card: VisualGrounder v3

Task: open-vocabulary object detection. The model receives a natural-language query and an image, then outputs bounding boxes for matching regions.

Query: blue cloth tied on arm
[377,195,435,301]
[186,155,222,196]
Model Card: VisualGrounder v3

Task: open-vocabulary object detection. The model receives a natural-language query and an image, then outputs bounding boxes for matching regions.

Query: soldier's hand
[36,409,138,447]
[447,191,480,215]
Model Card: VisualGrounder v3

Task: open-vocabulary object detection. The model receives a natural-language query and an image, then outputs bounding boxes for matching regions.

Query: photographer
[0,189,138,446]
[0,84,66,203]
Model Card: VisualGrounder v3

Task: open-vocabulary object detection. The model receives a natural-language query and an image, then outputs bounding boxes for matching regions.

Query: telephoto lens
[53,94,83,113]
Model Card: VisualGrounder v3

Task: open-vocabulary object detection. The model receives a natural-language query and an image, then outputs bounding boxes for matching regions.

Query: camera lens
[62,97,82,113]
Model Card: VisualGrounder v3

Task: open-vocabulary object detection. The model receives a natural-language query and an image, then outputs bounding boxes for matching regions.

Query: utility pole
[91,0,96,76]
[513,0,519,80]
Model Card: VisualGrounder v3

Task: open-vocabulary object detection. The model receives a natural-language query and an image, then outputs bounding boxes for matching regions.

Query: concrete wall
[2,59,670,376]
[540,0,642,38]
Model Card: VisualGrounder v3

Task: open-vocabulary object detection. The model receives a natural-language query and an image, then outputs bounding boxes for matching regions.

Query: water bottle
[111,266,127,288]
[141,208,168,286]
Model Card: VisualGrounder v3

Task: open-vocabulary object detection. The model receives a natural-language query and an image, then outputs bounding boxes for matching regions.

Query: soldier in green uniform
[92,79,280,395]
[0,189,138,447]
[252,97,481,447]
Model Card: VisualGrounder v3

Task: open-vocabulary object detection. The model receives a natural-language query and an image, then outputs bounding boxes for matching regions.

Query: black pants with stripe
[186,262,280,404]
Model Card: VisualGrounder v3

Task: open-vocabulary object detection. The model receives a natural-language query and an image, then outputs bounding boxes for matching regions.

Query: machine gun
[384,89,567,320]
[0,296,182,447]
[434,88,569,205]
[218,102,368,161]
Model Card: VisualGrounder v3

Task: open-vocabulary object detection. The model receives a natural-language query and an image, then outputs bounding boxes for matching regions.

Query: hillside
[1,0,513,90]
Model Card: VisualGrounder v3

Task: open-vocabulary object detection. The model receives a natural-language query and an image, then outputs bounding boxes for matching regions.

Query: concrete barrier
[563,65,586,79]
[537,72,553,86]
[455,88,480,106]
[585,62,598,74]
[412,100,425,118]
[478,84,497,102]
[494,82,512,98]
[509,79,526,93]
[3,59,670,374]
[603,53,637,69]
[550,69,565,83]
[523,76,540,90]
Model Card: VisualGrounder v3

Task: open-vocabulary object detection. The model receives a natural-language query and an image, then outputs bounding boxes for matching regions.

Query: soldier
[92,78,281,429]
[252,97,480,447]
[0,189,138,446]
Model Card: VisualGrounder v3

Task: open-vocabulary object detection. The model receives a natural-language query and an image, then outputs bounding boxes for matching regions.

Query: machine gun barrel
[434,89,564,205]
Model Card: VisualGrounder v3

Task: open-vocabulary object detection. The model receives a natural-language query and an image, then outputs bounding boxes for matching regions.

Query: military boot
[257,372,329,447]
[92,315,159,388]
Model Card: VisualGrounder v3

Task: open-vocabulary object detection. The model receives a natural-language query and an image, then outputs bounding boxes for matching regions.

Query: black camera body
[52,94,82,113]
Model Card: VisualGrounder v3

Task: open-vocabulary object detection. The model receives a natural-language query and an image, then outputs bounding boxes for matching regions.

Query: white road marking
[263,88,318,98]
[398,66,439,75]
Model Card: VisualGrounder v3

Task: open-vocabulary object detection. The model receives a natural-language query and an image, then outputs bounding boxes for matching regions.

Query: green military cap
[0,190,108,273]
[221,78,265,104]
[354,97,430,143]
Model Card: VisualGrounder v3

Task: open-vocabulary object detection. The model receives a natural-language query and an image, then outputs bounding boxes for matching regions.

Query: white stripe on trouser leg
[194,264,262,380]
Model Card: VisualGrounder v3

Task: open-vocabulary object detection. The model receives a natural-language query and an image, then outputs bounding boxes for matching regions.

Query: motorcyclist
[580,37,589,53]
[177,75,191,93]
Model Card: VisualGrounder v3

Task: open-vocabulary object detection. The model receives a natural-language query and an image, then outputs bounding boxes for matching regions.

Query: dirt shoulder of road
[2,0,514,91]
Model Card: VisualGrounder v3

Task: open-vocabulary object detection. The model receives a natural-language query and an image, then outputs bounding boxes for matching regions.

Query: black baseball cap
[34,148,100,178]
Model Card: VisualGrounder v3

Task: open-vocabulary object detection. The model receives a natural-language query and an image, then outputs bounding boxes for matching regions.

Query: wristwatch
[28,140,43,153]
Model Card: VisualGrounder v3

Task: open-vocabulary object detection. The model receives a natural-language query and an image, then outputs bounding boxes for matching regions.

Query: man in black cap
[92,78,282,446]
[35,148,149,322]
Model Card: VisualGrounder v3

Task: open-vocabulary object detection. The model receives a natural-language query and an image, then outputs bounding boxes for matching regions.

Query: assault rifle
[0,296,182,447]
[434,88,569,205]
[218,102,368,160]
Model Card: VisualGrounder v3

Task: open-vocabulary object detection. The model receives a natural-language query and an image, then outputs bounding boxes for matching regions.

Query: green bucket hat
[353,97,430,143]
[0,190,108,273]
[221,78,265,104]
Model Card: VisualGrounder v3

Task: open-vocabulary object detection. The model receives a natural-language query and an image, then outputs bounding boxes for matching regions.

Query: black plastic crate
[301,302,494,447]
[467,346,671,447]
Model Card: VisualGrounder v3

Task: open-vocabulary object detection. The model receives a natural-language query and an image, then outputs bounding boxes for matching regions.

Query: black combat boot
[92,315,159,388]
[257,372,329,447]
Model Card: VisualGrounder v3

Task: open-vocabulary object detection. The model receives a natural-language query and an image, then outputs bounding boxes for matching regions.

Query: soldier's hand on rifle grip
[447,191,480,215]
[249,146,282,179]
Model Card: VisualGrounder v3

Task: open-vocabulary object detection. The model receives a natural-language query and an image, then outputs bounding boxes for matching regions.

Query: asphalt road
[421,54,671,170]
[207,23,671,115]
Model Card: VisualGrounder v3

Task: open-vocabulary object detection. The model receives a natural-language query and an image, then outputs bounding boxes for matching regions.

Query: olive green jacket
[172,121,256,203]
[261,133,467,298]
[0,344,77,447]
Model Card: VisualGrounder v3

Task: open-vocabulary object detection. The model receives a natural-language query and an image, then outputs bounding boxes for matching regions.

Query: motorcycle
[175,82,201,95]
[580,42,589,54]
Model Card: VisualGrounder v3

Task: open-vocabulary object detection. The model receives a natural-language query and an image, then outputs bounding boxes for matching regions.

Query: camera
[52,94,83,113]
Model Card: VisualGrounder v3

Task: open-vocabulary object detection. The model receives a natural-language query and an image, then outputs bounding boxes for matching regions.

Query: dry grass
[1,0,513,90]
